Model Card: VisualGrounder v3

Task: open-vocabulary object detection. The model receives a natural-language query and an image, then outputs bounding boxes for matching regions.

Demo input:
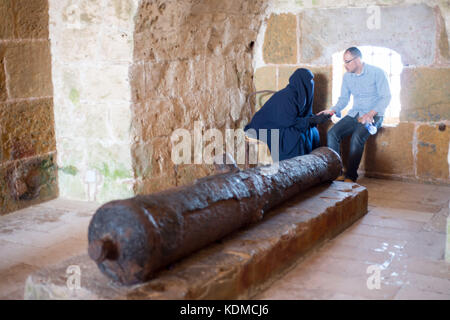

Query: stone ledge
[24,181,368,300]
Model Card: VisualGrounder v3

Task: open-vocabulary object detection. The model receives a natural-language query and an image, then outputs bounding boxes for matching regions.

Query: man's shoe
[335,175,346,181]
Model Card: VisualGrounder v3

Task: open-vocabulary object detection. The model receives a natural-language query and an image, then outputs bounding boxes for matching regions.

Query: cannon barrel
[88,147,342,285]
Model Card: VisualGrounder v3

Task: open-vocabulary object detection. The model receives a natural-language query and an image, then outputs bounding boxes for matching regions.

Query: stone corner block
[361,122,415,177]
[416,123,450,182]
[0,153,58,216]
[0,98,56,162]
[15,0,49,39]
[263,13,297,65]
[400,67,450,122]
[4,41,53,99]
[254,66,277,91]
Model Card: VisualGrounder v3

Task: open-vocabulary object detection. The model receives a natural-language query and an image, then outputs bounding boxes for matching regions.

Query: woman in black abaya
[244,68,329,162]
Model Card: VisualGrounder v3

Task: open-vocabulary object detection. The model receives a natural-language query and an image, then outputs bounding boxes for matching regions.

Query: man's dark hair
[345,47,362,59]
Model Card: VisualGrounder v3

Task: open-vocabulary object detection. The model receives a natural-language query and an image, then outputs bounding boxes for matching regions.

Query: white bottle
[365,122,377,135]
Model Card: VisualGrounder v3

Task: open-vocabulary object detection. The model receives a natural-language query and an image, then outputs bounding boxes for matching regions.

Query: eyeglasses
[344,56,358,64]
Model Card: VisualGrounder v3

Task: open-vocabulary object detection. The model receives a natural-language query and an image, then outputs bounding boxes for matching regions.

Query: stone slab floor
[255,178,450,300]
[0,178,449,300]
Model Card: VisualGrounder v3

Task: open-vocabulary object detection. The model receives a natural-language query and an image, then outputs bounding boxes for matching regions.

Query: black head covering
[245,68,314,130]
[288,68,314,117]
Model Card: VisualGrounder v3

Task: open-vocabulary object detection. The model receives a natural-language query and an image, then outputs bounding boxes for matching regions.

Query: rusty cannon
[87,147,342,285]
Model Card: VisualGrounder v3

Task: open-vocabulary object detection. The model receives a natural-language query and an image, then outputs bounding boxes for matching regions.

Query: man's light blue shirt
[332,63,391,118]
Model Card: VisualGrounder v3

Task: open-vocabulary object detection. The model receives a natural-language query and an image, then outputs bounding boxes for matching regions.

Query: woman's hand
[317,109,335,116]
[309,113,332,125]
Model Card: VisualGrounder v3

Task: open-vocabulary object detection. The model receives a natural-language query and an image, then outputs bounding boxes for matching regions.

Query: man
[318,47,391,182]
[244,68,330,162]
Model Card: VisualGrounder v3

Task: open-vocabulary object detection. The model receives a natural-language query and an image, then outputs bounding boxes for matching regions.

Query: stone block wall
[254,0,450,185]
[50,0,269,202]
[49,0,139,203]
[130,0,268,194]
[2,0,448,216]
[0,0,57,215]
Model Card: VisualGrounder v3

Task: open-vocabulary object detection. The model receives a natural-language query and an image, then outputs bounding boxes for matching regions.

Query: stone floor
[0,177,449,300]
[255,177,450,300]
[0,199,99,300]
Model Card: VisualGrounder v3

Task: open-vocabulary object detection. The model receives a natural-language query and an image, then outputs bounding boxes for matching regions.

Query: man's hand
[358,110,377,124]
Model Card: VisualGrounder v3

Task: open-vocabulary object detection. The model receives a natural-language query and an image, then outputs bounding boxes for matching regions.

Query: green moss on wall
[60,165,79,176]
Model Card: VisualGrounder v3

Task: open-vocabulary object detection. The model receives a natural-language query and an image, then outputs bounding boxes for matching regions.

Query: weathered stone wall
[254,0,450,184]
[3,0,447,216]
[130,0,268,194]
[0,0,57,215]
[49,0,139,203]
[50,0,269,202]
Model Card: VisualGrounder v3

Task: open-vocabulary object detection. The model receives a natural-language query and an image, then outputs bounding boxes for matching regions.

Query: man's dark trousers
[327,115,383,181]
